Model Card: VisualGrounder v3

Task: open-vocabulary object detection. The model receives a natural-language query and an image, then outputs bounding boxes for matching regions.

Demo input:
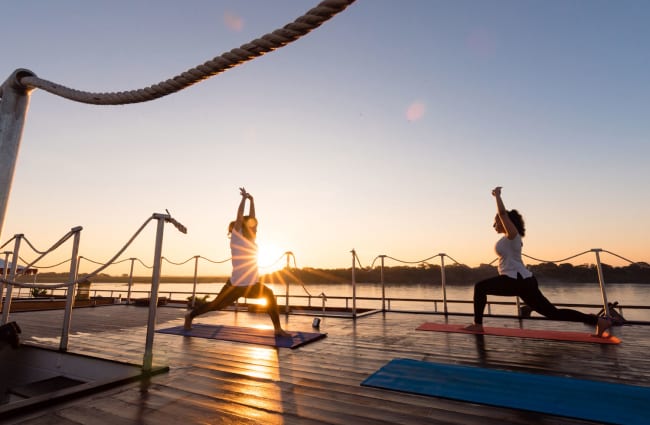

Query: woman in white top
[464,187,611,337]
[185,188,290,337]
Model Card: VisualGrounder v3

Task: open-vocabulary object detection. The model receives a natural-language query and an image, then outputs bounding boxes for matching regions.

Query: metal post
[439,253,448,315]
[191,255,199,308]
[379,255,386,312]
[126,258,135,304]
[60,227,82,351]
[592,248,611,317]
[351,249,356,317]
[1,250,10,308]
[284,251,291,314]
[143,214,166,372]
[0,69,36,240]
[1,235,22,324]
[75,256,83,282]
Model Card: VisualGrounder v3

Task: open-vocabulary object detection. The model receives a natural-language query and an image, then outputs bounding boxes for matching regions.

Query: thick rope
[77,217,155,282]
[19,235,49,255]
[16,0,355,105]
[20,230,78,272]
[286,252,313,297]
[602,250,649,268]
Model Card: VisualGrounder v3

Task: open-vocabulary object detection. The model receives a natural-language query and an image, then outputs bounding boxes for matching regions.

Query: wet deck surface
[3,304,649,424]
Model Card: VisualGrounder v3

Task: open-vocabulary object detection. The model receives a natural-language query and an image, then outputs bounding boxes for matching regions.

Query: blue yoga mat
[157,324,326,348]
[362,359,648,425]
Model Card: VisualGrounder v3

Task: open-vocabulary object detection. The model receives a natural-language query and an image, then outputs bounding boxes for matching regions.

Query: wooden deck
[3,304,650,424]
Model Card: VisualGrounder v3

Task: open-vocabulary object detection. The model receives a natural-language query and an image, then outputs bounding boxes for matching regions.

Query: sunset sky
[1,1,648,277]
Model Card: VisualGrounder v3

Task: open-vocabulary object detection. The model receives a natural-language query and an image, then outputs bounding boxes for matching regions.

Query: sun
[257,241,286,272]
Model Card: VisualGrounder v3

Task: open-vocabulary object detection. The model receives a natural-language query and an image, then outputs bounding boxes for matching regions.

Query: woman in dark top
[464,187,612,337]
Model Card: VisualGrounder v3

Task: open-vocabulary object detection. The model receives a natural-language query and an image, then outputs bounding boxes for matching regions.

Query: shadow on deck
[0,343,167,418]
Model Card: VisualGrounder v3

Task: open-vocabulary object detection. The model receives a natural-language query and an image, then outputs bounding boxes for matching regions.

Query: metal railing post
[284,251,292,314]
[126,258,135,304]
[351,249,357,317]
[439,253,448,315]
[1,250,11,309]
[1,235,22,324]
[60,227,82,351]
[143,213,167,372]
[592,248,611,317]
[0,69,36,241]
[75,255,82,281]
[379,255,386,312]
[190,255,199,308]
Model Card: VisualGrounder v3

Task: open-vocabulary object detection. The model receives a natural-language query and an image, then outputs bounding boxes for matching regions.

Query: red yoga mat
[416,322,621,344]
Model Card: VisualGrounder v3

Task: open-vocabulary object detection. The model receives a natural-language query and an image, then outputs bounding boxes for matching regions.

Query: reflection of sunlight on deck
[242,345,279,381]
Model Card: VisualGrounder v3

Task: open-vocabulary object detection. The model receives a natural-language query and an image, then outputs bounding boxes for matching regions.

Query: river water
[80,280,650,322]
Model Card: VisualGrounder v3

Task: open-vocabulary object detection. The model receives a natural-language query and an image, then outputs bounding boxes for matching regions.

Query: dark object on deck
[0,321,21,348]
[75,281,91,300]
[133,297,168,307]
[519,304,533,318]
[598,301,628,326]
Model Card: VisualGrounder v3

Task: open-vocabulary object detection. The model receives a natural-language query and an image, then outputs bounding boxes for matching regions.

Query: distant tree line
[261,262,650,285]
[21,262,650,285]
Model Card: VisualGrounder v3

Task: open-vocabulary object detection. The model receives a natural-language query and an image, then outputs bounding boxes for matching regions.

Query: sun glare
[257,242,286,272]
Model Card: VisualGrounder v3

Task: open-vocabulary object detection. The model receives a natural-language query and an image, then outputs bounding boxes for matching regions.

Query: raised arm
[233,187,251,232]
[493,186,519,239]
[248,193,255,219]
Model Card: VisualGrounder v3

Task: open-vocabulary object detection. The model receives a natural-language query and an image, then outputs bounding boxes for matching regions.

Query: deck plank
[2,305,648,424]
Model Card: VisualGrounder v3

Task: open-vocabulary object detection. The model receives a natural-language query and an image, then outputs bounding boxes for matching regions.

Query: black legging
[188,280,283,330]
[472,274,598,325]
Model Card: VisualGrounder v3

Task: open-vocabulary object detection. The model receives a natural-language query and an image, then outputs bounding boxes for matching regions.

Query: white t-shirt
[495,234,532,279]
[230,228,258,287]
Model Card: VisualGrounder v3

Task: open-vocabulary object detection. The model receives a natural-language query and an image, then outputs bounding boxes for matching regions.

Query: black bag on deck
[0,321,21,348]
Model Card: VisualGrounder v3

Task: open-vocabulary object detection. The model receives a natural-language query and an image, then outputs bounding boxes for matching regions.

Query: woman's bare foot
[463,323,484,333]
[183,311,193,330]
[275,329,291,337]
[594,316,612,337]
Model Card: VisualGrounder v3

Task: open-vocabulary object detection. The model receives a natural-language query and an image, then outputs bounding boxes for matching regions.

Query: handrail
[13,286,650,325]
[3,245,649,340]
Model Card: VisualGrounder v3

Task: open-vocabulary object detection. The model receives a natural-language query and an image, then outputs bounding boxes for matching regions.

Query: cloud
[224,11,244,32]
